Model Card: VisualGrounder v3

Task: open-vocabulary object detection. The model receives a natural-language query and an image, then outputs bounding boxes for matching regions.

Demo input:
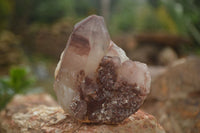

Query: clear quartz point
[54,15,151,124]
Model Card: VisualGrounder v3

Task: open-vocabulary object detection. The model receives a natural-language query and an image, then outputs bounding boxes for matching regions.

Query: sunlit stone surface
[54,15,151,124]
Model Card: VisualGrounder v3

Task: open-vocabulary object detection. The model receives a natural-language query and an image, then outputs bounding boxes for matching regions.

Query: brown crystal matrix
[54,15,151,124]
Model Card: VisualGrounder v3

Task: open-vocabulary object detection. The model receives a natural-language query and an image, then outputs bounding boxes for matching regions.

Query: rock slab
[0,94,165,133]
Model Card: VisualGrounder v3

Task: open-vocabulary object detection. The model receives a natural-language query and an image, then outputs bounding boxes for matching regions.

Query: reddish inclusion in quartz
[54,15,151,124]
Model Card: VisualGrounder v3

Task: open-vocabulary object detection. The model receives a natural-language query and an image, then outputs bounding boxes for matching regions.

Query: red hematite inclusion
[54,15,151,124]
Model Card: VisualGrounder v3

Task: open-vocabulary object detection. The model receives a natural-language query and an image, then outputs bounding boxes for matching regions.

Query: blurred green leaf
[0,67,35,110]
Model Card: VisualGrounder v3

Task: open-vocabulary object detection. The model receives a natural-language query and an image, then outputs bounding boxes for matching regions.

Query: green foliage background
[0,0,199,40]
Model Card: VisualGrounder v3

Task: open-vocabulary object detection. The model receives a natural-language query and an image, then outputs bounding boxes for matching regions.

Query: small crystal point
[54,15,151,124]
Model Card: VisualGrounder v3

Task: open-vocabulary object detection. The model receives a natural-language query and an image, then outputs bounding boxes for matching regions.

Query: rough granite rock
[0,94,165,133]
[142,57,200,133]
[54,15,151,124]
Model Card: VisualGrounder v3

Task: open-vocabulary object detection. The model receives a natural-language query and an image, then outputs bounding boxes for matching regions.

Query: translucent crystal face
[54,15,151,124]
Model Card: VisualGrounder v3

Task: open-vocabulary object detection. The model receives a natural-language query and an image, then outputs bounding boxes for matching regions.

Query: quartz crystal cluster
[54,15,151,124]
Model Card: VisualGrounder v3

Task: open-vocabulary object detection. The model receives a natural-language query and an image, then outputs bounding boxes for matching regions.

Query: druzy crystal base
[54,15,151,124]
